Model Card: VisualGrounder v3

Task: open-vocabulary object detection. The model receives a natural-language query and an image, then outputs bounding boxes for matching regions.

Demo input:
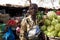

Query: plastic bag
[2,27,15,40]
[28,25,41,38]
[0,24,6,38]
[1,24,6,32]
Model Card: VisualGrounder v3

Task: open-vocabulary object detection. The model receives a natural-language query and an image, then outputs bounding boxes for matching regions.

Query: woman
[20,4,40,40]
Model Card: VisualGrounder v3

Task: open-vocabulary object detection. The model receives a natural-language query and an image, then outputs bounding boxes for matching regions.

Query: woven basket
[44,35,60,40]
[49,37,60,40]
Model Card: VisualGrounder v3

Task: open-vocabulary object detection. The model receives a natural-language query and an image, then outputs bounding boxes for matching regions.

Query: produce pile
[36,11,44,25]
[41,11,60,37]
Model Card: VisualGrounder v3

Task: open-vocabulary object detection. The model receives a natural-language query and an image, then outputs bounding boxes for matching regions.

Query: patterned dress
[20,15,37,40]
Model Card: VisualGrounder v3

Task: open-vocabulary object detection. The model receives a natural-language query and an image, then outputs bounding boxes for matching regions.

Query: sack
[28,25,41,38]
[2,27,15,40]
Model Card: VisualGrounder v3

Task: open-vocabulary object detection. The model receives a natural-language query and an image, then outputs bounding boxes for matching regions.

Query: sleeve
[21,18,27,31]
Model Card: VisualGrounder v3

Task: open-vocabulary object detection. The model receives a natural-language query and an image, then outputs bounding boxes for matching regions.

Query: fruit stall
[0,0,60,40]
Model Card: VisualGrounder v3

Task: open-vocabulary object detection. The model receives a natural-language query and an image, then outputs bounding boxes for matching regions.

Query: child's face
[29,7,36,16]
[29,4,38,16]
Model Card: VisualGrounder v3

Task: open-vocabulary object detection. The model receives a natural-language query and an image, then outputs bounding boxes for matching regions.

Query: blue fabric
[2,27,15,40]
[35,25,40,34]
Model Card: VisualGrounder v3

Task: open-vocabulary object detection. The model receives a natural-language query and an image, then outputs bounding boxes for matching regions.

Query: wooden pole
[28,0,31,6]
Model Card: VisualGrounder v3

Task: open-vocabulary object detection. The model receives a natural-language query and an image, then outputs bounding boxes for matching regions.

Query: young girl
[20,4,39,40]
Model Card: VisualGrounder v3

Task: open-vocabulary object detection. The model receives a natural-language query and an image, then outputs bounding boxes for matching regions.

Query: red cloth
[7,20,16,26]
[56,11,60,15]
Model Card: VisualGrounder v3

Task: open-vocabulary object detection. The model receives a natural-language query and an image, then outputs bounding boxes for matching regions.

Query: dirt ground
[0,38,2,40]
[0,38,20,40]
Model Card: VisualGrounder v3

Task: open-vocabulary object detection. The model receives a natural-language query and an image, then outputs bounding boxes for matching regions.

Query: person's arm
[20,18,27,40]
